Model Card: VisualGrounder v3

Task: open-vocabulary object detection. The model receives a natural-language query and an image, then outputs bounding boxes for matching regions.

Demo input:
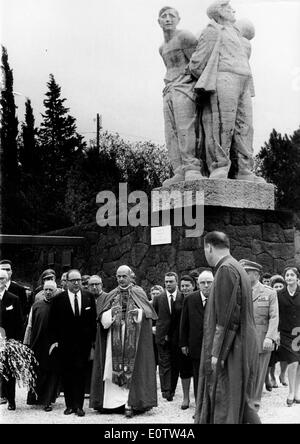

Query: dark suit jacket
[48,290,97,368]
[8,281,28,318]
[179,290,205,360]
[0,290,23,341]
[153,290,184,346]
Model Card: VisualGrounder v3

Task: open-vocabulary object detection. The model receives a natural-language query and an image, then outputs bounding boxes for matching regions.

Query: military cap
[41,268,56,280]
[239,259,262,272]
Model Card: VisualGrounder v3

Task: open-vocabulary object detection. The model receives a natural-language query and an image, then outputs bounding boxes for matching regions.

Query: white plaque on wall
[151,226,171,245]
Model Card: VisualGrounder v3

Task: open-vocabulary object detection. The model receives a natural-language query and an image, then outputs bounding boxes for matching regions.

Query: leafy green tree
[255,128,300,209]
[65,131,171,225]
[0,46,19,232]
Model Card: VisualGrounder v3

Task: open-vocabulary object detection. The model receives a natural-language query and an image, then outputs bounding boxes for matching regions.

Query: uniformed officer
[240,260,279,409]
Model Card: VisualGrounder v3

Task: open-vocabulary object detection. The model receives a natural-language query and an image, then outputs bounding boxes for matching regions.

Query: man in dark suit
[48,269,96,417]
[0,269,23,410]
[0,260,28,322]
[179,270,214,400]
[153,271,186,403]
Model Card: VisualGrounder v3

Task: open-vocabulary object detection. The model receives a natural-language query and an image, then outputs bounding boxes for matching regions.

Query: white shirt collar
[68,289,81,298]
[200,291,208,302]
[166,289,177,298]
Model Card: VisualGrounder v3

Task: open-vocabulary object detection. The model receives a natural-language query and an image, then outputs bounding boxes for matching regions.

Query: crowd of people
[0,231,300,423]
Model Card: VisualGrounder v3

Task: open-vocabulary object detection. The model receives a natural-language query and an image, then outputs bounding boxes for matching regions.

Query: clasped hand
[111,305,122,318]
[263,337,273,352]
[211,356,224,371]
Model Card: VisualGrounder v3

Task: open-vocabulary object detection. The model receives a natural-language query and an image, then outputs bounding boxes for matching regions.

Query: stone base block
[152,178,275,211]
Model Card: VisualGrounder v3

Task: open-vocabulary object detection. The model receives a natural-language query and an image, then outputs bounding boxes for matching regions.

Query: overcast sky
[1,0,300,152]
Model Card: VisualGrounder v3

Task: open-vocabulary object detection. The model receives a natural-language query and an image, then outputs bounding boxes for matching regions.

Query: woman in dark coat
[277,267,300,406]
[265,275,286,390]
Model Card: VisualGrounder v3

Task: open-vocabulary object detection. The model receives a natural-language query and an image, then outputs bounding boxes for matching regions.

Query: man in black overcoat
[0,260,28,322]
[179,270,214,399]
[48,269,96,417]
[0,269,23,410]
[153,271,186,402]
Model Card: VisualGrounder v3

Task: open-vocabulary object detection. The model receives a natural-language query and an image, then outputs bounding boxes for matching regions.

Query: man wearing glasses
[48,269,96,417]
[88,275,107,309]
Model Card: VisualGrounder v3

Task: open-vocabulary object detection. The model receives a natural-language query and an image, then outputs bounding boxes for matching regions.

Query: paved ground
[0,367,300,424]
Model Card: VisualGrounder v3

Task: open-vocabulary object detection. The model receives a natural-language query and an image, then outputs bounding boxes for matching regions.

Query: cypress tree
[0,46,19,232]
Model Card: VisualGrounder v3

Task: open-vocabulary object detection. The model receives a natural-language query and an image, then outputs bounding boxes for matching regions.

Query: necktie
[203,297,207,307]
[74,293,79,317]
[170,294,175,313]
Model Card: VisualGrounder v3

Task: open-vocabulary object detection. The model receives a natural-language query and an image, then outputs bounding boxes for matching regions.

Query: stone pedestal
[152,178,275,212]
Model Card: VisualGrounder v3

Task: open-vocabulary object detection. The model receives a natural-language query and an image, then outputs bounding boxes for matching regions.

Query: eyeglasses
[68,279,82,283]
[199,281,213,285]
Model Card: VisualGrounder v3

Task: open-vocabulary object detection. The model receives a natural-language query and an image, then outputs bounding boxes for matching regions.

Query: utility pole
[96,113,102,150]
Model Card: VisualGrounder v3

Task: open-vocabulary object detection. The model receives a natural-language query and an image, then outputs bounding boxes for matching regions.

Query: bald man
[0,269,23,410]
[90,265,158,418]
[179,270,214,400]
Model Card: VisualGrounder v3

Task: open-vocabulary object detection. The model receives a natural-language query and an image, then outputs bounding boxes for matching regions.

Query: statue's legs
[204,72,243,177]
[203,72,264,182]
[231,77,254,176]
[163,89,202,186]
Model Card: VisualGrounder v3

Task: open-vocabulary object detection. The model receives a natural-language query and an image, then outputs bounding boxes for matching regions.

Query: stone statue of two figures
[158,1,265,187]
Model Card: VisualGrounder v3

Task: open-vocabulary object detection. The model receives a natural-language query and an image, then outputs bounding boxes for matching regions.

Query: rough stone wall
[3,207,295,294]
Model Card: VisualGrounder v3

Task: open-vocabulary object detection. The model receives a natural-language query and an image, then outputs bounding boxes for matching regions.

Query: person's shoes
[181,401,190,410]
[44,405,52,412]
[162,174,184,187]
[76,408,85,417]
[209,167,229,180]
[64,408,75,415]
[235,172,266,183]
[279,375,288,386]
[132,407,151,415]
[7,402,16,411]
[265,383,272,392]
[162,391,168,399]
[294,399,300,404]
[125,407,134,418]
[184,170,203,181]
[270,377,278,388]
[166,394,173,401]
[286,398,294,407]
[0,397,7,405]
